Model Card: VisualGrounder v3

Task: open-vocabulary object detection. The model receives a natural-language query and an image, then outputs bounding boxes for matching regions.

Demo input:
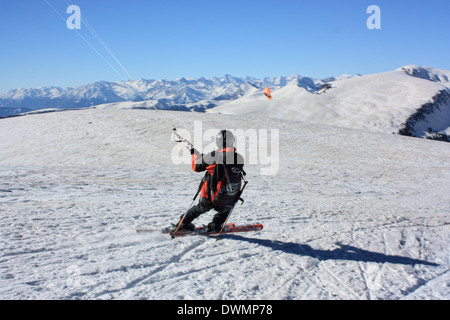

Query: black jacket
[192,147,244,205]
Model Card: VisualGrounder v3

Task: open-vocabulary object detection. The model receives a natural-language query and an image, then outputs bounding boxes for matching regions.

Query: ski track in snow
[0,109,449,300]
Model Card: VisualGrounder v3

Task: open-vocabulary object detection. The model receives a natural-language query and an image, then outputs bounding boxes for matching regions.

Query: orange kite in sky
[263,87,272,100]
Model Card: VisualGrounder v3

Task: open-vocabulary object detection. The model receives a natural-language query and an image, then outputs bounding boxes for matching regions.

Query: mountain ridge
[208,65,450,141]
[1,65,449,141]
[0,74,330,115]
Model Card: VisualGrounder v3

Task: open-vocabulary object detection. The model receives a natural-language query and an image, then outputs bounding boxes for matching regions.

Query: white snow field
[0,108,449,300]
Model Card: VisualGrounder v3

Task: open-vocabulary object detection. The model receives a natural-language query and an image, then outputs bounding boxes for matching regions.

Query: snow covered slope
[209,65,450,138]
[0,108,448,300]
[3,65,449,140]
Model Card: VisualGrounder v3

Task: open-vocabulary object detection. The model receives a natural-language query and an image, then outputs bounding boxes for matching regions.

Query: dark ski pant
[182,197,232,229]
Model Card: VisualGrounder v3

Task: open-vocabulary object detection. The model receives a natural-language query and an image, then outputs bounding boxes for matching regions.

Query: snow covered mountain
[0,74,329,116]
[209,65,450,141]
[2,65,449,141]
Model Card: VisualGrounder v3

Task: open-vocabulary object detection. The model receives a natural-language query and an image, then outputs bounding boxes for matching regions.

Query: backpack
[211,151,247,208]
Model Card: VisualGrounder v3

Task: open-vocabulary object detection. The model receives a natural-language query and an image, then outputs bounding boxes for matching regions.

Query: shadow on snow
[225,235,439,267]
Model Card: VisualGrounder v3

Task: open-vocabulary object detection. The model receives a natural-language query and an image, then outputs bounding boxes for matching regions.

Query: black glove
[190,148,199,155]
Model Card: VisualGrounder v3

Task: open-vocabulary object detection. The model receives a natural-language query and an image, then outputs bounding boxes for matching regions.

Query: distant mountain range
[1,65,449,141]
[0,74,350,117]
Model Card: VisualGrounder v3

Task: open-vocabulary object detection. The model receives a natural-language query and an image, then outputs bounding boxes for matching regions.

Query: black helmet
[215,130,235,148]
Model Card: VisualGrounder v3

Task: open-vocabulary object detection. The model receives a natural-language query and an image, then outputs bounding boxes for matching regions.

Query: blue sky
[0,0,449,94]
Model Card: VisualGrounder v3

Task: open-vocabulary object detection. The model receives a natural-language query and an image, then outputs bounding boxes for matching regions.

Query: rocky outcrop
[399,89,450,142]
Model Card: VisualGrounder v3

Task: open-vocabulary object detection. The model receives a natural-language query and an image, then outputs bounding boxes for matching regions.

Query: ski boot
[163,221,195,234]
[176,221,196,232]
[204,222,222,233]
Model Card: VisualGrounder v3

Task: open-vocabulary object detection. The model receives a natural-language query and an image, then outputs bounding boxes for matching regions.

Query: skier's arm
[191,150,215,172]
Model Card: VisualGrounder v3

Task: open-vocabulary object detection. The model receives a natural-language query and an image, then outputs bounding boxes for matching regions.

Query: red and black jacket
[192,148,244,204]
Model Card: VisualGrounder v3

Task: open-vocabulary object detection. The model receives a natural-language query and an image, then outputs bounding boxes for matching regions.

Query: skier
[175,130,245,233]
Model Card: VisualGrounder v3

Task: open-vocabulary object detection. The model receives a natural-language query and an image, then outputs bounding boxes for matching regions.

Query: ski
[137,223,263,238]
[135,223,235,235]
[168,223,263,238]
[164,223,236,237]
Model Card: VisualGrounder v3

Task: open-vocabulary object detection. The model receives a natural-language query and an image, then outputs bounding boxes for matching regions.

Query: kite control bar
[172,127,194,150]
